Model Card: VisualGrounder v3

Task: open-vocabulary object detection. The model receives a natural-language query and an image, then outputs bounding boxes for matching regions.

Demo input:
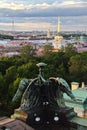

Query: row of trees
[0,44,87,116]
[0,34,13,40]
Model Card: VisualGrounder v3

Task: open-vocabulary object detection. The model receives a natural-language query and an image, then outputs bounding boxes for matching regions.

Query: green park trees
[43,44,53,56]
[20,45,35,63]
[69,52,87,83]
[0,44,87,116]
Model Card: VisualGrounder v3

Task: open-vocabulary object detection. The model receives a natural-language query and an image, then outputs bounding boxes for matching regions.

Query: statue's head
[36,62,47,68]
[36,62,47,83]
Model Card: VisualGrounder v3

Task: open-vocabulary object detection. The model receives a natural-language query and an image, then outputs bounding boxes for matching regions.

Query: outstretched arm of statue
[12,78,29,102]
[57,77,76,101]
[50,77,76,101]
[62,86,76,101]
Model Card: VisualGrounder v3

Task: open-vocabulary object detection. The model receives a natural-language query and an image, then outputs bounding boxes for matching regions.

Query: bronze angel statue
[12,62,76,127]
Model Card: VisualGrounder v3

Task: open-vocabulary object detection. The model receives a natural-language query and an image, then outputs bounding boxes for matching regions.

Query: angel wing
[49,77,76,101]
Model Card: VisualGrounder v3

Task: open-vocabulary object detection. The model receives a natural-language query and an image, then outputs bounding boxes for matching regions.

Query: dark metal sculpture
[1,62,87,130]
[12,62,76,127]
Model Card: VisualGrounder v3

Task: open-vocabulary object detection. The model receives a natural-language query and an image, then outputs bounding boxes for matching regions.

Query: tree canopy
[0,45,87,116]
[20,45,35,63]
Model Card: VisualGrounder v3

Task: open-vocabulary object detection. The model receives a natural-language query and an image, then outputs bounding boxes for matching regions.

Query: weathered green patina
[11,63,87,129]
[12,62,76,114]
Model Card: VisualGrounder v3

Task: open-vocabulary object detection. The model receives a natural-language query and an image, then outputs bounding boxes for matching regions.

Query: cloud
[0,7,86,17]
[0,1,87,9]
[0,0,87,17]
[0,0,87,31]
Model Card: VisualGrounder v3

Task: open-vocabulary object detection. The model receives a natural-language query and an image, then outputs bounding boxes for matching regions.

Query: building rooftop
[64,88,87,103]
[0,117,34,130]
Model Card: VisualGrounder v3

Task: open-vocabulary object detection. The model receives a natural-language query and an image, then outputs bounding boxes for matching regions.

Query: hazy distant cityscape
[0,0,87,130]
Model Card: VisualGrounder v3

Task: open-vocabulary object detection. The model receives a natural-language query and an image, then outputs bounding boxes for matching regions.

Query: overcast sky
[0,0,87,31]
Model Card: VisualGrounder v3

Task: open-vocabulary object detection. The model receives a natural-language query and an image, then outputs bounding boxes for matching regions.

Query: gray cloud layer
[0,0,87,17]
[0,0,87,31]
[0,7,87,17]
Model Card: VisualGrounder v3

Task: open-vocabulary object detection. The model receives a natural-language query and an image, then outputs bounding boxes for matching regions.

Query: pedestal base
[25,106,76,129]
[11,108,28,121]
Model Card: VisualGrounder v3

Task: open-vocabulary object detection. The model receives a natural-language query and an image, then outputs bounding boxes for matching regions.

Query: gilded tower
[53,17,63,50]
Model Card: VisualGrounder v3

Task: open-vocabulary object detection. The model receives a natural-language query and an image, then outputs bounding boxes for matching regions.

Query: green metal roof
[64,88,87,103]
[70,117,87,127]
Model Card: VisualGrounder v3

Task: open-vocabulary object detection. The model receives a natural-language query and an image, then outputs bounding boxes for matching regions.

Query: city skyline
[0,0,87,31]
